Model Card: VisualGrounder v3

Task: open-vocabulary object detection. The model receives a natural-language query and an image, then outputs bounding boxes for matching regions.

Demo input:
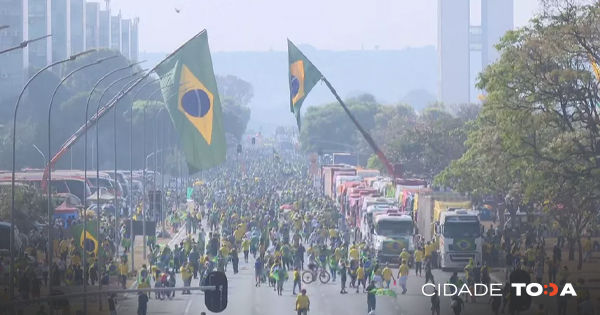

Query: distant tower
[437,0,513,104]
[104,0,109,10]
[481,0,514,68]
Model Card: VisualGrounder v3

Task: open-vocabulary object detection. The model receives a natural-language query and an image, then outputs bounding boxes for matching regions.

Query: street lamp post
[80,60,144,314]
[112,75,145,260]
[32,144,46,166]
[139,84,190,261]
[94,70,145,311]
[141,87,168,261]
[10,50,92,303]
[47,52,110,315]
[153,109,164,193]
[128,78,160,271]
[160,116,167,230]
[0,34,51,55]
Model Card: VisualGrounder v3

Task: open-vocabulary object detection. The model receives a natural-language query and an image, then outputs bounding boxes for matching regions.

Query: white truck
[359,197,396,240]
[436,208,483,271]
[371,211,415,264]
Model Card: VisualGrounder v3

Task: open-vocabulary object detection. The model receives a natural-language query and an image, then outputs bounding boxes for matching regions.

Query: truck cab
[437,208,483,271]
[372,211,415,264]
[359,197,396,239]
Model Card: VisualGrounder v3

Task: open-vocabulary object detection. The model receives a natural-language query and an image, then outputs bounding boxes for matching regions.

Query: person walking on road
[137,292,149,315]
[397,260,409,294]
[450,295,465,315]
[366,280,377,313]
[431,289,441,315]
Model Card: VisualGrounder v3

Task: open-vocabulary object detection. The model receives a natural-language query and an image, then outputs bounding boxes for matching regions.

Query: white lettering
[474,284,488,296]
[422,283,436,296]
[560,284,577,297]
[526,283,543,296]
[457,284,472,296]
[443,283,458,296]
[512,283,526,296]
[489,283,503,296]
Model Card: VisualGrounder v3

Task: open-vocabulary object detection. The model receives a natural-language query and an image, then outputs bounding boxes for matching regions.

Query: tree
[222,98,251,141]
[437,0,600,269]
[216,75,254,107]
[299,94,380,153]
[0,186,52,232]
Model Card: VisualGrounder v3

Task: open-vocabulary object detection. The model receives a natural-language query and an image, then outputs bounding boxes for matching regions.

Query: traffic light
[204,271,228,313]
[251,137,256,145]
[236,144,242,154]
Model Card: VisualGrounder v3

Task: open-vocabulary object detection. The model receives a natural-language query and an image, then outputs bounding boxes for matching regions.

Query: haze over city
[109,0,540,52]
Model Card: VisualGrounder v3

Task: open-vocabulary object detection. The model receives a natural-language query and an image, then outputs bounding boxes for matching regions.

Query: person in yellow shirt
[118,261,129,289]
[234,228,244,247]
[329,228,337,239]
[356,263,366,293]
[381,263,395,288]
[334,248,342,261]
[220,244,230,257]
[242,238,251,263]
[58,238,70,261]
[348,246,359,261]
[295,289,310,314]
[414,247,424,276]
[292,267,302,295]
[71,253,81,267]
[424,241,433,260]
[180,262,192,294]
[397,260,409,294]
[400,248,411,266]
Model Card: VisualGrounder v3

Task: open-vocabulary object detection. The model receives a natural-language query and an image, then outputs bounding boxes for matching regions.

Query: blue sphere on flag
[182,89,211,117]
[290,76,300,98]
[83,239,96,252]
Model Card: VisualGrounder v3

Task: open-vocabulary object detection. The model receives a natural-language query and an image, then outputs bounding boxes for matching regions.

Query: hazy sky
[107,0,541,52]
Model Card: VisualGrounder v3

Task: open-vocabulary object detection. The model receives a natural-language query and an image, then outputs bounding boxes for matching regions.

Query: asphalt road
[114,257,547,315]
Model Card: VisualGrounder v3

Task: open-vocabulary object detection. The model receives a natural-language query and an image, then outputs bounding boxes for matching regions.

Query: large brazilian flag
[70,222,100,258]
[156,30,226,174]
[288,39,323,130]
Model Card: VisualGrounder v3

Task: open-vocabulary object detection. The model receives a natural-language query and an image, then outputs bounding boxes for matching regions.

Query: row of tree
[299,94,480,181]
[0,49,253,171]
[301,0,600,269]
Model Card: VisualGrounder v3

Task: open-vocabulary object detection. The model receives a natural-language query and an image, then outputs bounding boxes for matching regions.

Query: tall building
[110,12,121,51]
[85,2,100,49]
[130,18,139,62]
[99,8,111,48]
[121,19,131,59]
[481,0,514,67]
[28,0,52,70]
[70,0,86,54]
[437,0,470,104]
[0,0,29,102]
[51,0,71,62]
[437,0,513,104]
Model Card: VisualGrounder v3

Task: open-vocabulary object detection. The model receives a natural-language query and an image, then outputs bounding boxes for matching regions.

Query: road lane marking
[184,299,193,314]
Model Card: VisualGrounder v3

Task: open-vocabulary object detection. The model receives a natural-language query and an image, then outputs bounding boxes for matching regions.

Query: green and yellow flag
[156,30,226,174]
[369,288,398,299]
[288,39,323,130]
[70,222,100,258]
